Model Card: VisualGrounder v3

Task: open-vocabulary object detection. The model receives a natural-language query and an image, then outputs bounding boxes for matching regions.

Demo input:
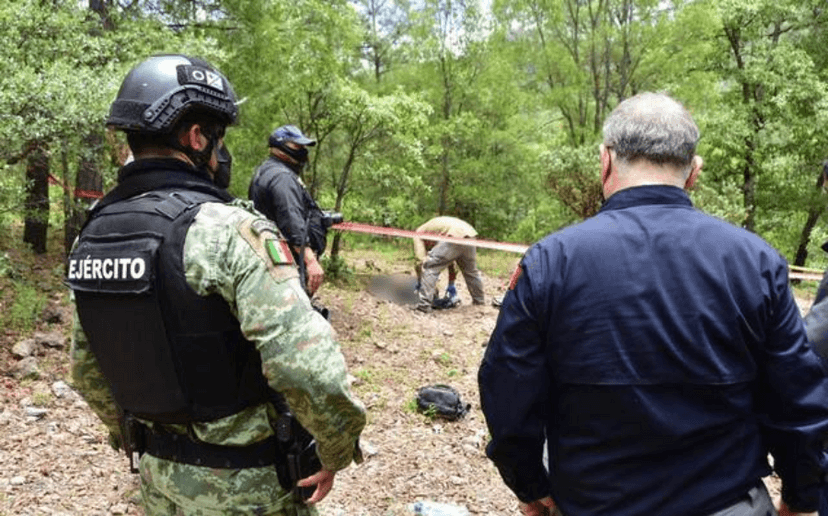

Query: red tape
[48,174,103,199]
[331,221,530,254]
[74,188,103,200]
[331,222,827,281]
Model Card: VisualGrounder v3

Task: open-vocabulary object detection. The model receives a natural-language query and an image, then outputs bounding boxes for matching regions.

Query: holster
[118,410,146,474]
[273,412,322,503]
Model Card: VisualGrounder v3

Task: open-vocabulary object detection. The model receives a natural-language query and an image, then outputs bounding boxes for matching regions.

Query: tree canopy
[3,0,828,268]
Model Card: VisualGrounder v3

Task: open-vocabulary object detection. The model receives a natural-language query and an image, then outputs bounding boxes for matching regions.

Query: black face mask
[170,125,221,177]
[278,143,309,174]
[214,143,232,189]
[283,144,308,164]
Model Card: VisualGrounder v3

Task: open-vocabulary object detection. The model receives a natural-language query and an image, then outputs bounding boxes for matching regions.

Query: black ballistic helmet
[107,54,238,133]
[268,125,317,148]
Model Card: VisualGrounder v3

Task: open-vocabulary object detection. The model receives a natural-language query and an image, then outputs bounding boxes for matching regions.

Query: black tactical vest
[66,163,269,424]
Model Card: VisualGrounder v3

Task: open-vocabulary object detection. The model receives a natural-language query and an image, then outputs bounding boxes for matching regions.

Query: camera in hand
[321,211,343,229]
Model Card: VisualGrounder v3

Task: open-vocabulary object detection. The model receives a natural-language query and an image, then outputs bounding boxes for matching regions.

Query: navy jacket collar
[600,185,693,213]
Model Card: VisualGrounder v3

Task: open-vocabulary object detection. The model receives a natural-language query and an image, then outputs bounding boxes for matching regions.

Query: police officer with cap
[67,54,365,515]
[249,124,328,295]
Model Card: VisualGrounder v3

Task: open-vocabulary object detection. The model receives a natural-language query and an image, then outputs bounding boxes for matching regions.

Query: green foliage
[0,252,15,279]
[0,0,226,240]
[407,396,438,421]
[435,352,451,367]
[32,391,53,407]
[220,0,365,183]
[689,0,828,242]
[422,404,438,420]
[508,202,573,244]
[494,0,676,145]
[404,397,419,414]
[690,180,746,227]
[542,144,603,221]
[477,249,521,283]
[0,1,182,148]
[322,253,355,285]
[1,281,47,333]
[4,0,828,270]
[0,164,26,230]
[319,78,432,212]
[354,368,374,384]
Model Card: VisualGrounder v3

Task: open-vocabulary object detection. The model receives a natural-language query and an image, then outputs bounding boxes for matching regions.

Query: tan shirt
[413,216,478,261]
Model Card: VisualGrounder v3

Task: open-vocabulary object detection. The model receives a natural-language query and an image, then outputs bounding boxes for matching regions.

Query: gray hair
[602,92,699,168]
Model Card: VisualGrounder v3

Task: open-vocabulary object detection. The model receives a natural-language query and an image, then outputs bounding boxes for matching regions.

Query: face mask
[280,143,309,166]
[174,125,218,176]
[214,143,232,189]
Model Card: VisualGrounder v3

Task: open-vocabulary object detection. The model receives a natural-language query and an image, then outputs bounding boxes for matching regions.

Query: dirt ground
[0,245,803,516]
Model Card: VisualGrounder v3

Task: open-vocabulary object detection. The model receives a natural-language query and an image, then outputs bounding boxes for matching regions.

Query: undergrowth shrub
[1,281,47,333]
[323,254,354,285]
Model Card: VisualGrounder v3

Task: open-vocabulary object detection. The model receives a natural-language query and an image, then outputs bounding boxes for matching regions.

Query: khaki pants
[418,240,484,306]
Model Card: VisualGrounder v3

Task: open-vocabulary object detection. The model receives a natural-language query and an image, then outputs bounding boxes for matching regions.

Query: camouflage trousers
[139,454,318,516]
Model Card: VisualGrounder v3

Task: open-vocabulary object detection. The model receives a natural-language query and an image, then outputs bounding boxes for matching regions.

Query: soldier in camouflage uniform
[67,55,365,516]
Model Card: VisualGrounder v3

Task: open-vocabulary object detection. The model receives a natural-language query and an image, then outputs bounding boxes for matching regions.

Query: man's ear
[179,124,208,151]
[600,144,612,184]
[685,155,703,190]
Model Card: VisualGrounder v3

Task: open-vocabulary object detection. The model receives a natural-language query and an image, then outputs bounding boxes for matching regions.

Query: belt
[143,428,279,469]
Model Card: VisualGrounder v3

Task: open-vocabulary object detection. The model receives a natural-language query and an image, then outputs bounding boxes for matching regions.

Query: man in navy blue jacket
[479,92,828,516]
[802,163,828,516]
[249,125,327,294]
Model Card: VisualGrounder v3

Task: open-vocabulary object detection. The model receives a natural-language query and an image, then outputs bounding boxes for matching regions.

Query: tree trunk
[438,49,452,215]
[61,149,75,259]
[329,142,356,261]
[64,134,104,257]
[741,137,756,232]
[793,164,827,267]
[330,231,343,262]
[89,0,115,30]
[23,145,49,254]
[438,144,449,215]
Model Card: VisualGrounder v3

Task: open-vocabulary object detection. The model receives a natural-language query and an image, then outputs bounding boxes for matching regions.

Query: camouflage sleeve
[69,301,122,448]
[184,200,366,471]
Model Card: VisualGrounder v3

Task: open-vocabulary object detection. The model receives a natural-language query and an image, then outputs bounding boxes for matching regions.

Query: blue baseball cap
[268,125,317,147]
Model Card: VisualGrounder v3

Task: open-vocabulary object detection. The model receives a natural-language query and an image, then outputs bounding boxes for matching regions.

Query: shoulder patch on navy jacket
[508,263,523,290]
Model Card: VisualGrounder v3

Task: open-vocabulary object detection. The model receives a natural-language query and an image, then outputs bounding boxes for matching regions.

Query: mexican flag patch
[265,239,294,265]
